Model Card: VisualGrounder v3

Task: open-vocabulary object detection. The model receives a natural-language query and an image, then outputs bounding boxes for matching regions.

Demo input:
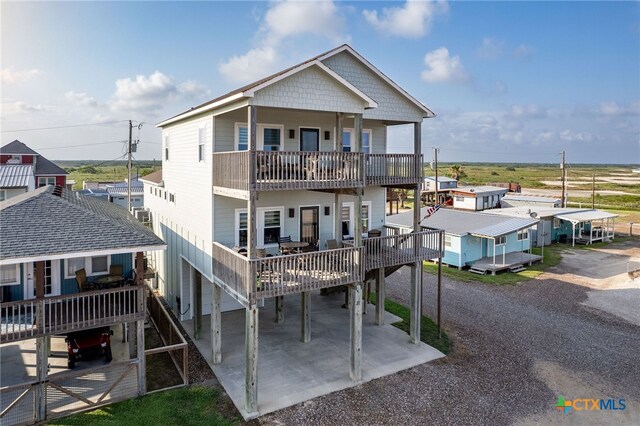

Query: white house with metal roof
[451,185,509,211]
[144,44,444,418]
[387,208,540,273]
[484,206,617,247]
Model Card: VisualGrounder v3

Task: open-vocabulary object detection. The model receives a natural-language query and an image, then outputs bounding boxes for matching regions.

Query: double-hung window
[495,236,507,245]
[164,135,170,161]
[341,202,371,237]
[235,123,282,151]
[198,127,206,162]
[235,208,283,247]
[444,235,452,248]
[341,129,371,153]
[0,264,19,286]
[65,256,110,278]
[553,218,561,229]
[38,177,55,187]
[517,230,528,241]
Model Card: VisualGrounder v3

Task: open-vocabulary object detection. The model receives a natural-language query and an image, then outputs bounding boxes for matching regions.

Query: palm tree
[449,164,467,181]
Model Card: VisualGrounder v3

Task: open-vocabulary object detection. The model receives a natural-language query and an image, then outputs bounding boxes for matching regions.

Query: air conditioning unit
[135,209,151,226]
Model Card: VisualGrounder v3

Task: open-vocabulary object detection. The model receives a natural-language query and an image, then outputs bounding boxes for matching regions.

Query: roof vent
[52,185,63,197]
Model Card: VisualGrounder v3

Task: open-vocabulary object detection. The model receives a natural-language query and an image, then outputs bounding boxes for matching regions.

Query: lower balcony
[0,286,145,344]
[212,243,364,306]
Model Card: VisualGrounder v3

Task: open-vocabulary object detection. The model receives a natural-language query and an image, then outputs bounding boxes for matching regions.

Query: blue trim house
[387,208,539,270]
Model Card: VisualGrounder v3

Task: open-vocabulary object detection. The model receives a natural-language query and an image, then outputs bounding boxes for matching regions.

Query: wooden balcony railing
[212,151,422,195]
[212,243,363,306]
[343,229,444,271]
[0,286,145,344]
[365,154,423,186]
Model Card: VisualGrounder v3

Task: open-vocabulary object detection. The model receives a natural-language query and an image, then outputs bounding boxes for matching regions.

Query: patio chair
[75,268,96,292]
[109,264,123,277]
[326,239,340,250]
[278,236,293,255]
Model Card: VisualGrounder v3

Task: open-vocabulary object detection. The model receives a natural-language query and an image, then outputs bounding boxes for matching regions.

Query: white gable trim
[157,93,244,127]
[244,60,378,109]
[318,45,435,118]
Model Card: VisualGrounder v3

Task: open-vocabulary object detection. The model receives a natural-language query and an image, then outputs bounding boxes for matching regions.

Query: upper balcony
[212,151,422,198]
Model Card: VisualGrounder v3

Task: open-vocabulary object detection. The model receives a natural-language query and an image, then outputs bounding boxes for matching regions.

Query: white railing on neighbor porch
[343,229,444,271]
[212,243,363,306]
[0,286,145,343]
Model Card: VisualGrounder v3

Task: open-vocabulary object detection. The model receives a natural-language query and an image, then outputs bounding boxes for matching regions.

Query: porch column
[349,282,362,381]
[572,223,576,247]
[301,292,311,342]
[34,261,46,422]
[135,251,147,395]
[212,284,222,364]
[194,270,202,340]
[590,222,593,244]
[275,296,284,323]
[245,304,259,416]
[334,112,344,240]
[375,267,385,325]
[247,105,258,260]
[349,113,364,381]
[410,121,422,343]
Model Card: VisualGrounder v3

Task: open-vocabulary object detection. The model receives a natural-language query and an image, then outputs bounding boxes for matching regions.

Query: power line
[438,147,559,157]
[1,120,129,133]
[33,140,128,151]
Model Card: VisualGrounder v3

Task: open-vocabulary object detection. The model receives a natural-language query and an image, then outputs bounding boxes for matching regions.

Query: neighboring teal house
[387,208,539,272]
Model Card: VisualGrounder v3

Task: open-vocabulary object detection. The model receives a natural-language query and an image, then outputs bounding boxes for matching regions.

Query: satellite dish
[530,212,538,218]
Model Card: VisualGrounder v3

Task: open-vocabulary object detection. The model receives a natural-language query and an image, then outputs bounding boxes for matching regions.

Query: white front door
[25,260,61,298]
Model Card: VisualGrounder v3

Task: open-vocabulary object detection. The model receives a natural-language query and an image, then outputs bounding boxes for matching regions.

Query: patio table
[94,275,124,289]
[279,241,309,253]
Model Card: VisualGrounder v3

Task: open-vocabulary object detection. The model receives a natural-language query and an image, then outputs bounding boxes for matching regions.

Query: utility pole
[433,147,439,205]
[560,150,566,208]
[432,147,442,339]
[128,120,133,213]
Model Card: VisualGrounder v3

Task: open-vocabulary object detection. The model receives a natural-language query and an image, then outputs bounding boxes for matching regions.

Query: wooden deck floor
[469,252,542,274]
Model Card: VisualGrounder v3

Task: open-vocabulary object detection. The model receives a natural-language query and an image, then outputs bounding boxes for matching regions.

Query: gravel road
[258,263,640,425]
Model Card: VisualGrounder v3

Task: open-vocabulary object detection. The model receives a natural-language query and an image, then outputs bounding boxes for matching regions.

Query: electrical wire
[1,120,129,133]
[32,140,128,151]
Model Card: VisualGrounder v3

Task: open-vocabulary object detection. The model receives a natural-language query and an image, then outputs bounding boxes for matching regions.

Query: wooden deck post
[136,318,146,395]
[275,296,284,323]
[301,292,311,342]
[410,121,422,344]
[375,267,385,325]
[245,304,259,416]
[349,282,362,381]
[194,269,202,340]
[212,284,222,364]
[34,261,46,421]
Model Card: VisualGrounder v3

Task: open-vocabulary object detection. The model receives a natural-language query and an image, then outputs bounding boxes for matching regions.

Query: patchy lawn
[369,293,450,354]
[422,244,564,285]
[48,385,240,426]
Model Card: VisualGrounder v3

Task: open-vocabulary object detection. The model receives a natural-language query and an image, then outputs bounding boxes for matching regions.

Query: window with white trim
[198,126,206,162]
[553,218,560,229]
[0,189,5,201]
[1,264,19,286]
[341,202,371,237]
[164,134,170,161]
[38,177,55,187]
[517,229,528,240]
[65,256,111,278]
[455,196,464,202]
[235,207,284,247]
[342,129,371,153]
[235,123,283,151]
[444,235,452,248]
[496,236,506,245]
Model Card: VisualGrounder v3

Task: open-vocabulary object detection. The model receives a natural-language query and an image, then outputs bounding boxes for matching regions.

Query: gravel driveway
[259,249,640,424]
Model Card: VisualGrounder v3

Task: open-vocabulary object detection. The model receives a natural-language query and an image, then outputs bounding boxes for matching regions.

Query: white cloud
[3,101,54,113]
[476,37,505,60]
[109,71,207,114]
[421,47,468,83]
[599,101,640,116]
[65,91,98,107]
[363,0,448,38]
[512,44,534,59]
[219,46,280,85]
[1,67,40,84]
[508,104,547,118]
[219,0,348,84]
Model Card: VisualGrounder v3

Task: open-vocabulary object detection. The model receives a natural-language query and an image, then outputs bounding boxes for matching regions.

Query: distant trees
[77,166,98,174]
[448,164,467,181]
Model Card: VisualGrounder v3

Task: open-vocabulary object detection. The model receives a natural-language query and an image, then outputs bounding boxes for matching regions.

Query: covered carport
[555,210,617,246]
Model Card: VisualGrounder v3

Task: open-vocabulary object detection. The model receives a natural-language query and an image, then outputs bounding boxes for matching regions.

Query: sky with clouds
[1,1,639,164]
